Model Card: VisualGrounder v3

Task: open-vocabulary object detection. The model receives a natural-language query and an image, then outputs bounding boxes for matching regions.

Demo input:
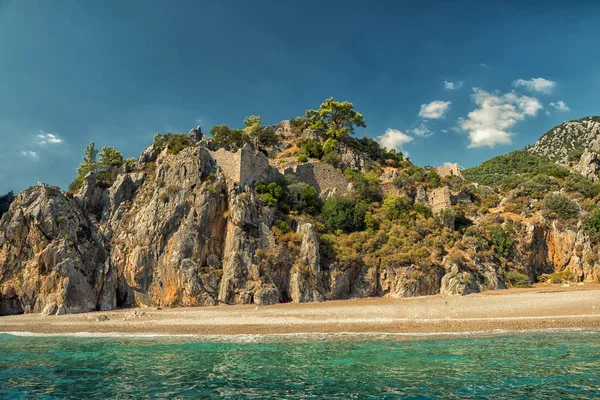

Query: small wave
[2,328,599,343]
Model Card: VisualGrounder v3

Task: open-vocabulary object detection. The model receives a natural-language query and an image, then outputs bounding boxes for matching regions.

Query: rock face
[528,117,600,164]
[0,184,114,315]
[572,150,600,181]
[3,125,600,316]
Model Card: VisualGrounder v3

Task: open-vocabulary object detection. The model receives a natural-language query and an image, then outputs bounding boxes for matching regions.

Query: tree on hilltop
[243,115,280,151]
[305,98,366,140]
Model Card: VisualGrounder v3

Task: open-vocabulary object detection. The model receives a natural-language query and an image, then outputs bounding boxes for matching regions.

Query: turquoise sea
[1,331,599,399]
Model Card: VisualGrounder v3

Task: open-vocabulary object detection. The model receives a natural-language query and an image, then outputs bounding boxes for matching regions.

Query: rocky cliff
[2,118,600,316]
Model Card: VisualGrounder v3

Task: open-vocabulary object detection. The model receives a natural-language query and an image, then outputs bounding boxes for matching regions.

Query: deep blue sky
[1,0,599,193]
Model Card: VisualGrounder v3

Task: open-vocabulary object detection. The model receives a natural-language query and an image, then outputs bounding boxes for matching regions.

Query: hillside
[1,101,600,316]
[528,116,600,163]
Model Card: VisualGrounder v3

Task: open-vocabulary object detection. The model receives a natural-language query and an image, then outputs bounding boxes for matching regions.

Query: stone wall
[435,163,463,179]
[283,162,350,196]
[428,187,452,214]
[210,144,279,186]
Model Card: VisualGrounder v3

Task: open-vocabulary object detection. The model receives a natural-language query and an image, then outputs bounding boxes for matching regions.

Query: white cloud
[378,129,413,152]
[512,77,556,94]
[480,63,491,69]
[20,150,38,159]
[459,88,543,148]
[549,100,570,112]
[412,123,432,137]
[36,131,63,145]
[443,81,463,90]
[418,100,451,119]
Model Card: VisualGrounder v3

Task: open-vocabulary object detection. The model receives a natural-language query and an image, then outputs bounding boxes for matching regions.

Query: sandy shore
[1,284,600,337]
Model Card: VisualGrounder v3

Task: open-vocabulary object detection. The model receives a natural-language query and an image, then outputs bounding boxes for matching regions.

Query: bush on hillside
[543,194,579,220]
[322,196,368,233]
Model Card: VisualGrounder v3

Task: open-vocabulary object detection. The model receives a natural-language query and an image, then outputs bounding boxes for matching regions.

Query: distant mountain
[528,116,600,164]
[464,116,600,185]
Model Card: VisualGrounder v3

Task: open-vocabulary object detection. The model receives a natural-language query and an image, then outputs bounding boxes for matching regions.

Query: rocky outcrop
[528,117,600,164]
[0,184,114,315]
[380,265,444,298]
[572,150,600,182]
[5,122,600,317]
[289,222,324,302]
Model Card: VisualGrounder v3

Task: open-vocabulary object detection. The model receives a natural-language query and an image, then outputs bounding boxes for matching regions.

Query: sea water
[1,331,599,399]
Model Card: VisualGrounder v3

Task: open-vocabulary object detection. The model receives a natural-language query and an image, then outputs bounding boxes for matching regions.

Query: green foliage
[568,149,584,162]
[290,116,307,129]
[299,139,324,159]
[69,142,99,192]
[382,195,413,221]
[244,115,280,150]
[436,208,455,230]
[565,174,600,198]
[349,136,403,165]
[254,180,285,207]
[286,180,322,215]
[305,97,366,139]
[322,151,341,168]
[278,221,291,234]
[504,270,531,288]
[99,146,124,169]
[322,138,338,154]
[490,225,514,258]
[351,171,381,203]
[153,133,193,155]
[297,154,309,163]
[584,208,600,243]
[322,196,368,233]
[463,150,554,186]
[543,194,580,220]
[210,125,248,149]
[70,142,131,192]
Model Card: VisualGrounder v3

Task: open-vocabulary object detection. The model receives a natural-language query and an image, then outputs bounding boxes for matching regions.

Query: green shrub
[382,195,412,221]
[154,133,193,155]
[351,171,381,203]
[543,194,579,220]
[278,221,291,234]
[299,140,324,159]
[286,182,322,215]
[565,174,600,198]
[490,225,514,258]
[322,151,341,168]
[504,270,530,288]
[297,154,309,163]
[254,180,285,207]
[210,125,248,149]
[322,196,367,233]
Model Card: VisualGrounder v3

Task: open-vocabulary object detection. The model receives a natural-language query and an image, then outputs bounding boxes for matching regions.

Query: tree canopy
[305,98,366,139]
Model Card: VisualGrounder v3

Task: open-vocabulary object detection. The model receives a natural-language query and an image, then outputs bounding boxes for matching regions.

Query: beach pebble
[96,314,109,322]
[55,305,66,316]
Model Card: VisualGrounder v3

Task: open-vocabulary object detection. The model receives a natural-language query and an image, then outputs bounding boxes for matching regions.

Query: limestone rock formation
[572,150,600,181]
[0,184,114,315]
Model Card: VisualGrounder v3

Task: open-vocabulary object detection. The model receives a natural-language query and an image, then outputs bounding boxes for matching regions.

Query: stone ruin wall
[283,162,349,196]
[210,144,278,186]
[435,163,463,179]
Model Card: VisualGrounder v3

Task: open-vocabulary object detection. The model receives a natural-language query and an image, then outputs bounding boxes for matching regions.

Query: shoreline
[1,284,599,339]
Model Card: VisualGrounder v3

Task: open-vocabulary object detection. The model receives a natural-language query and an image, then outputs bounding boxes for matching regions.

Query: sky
[1,0,599,193]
